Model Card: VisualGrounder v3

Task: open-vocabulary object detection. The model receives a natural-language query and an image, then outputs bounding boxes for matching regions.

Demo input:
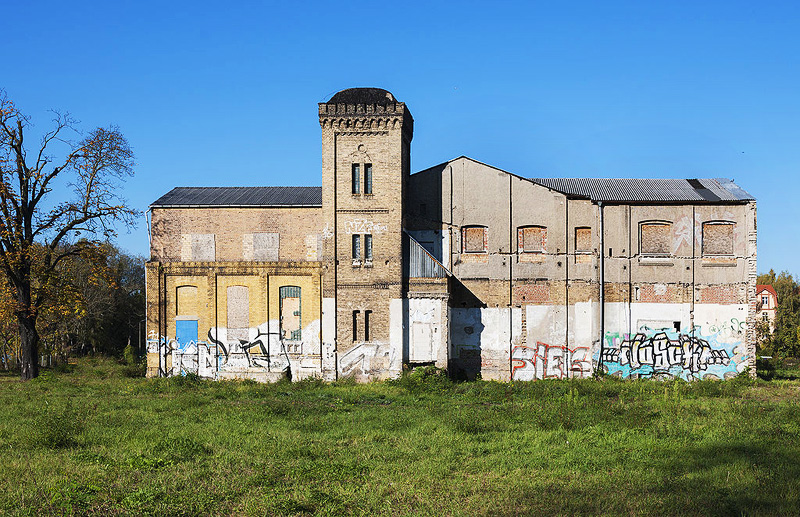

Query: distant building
[146,88,757,382]
[756,284,778,334]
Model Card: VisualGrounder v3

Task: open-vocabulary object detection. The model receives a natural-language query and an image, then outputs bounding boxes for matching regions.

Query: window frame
[518,225,547,254]
[364,163,373,195]
[352,234,361,263]
[364,234,373,262]
[701,221,735,257]
[351,163,361,194]
[639,221,673,258]
[462,225,488,254]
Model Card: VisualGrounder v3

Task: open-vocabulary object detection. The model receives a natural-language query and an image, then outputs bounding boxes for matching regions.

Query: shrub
[30,399,86,449]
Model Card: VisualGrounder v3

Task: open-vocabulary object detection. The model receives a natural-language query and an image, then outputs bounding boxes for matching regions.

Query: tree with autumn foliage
[0,90,137,380]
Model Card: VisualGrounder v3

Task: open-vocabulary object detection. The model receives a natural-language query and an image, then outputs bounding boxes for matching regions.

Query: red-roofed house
[756,285,778,333]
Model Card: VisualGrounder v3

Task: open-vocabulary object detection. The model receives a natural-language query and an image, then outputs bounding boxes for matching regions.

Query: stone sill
[638,257,674,266]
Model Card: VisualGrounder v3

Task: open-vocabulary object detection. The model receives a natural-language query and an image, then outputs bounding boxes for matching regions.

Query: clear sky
[4,0,798,274]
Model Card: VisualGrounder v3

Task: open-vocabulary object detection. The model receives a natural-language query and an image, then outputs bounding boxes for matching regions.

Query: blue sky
[4,0,799,274]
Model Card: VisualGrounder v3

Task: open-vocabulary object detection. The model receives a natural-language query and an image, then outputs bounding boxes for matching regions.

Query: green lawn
[0,360,799,516]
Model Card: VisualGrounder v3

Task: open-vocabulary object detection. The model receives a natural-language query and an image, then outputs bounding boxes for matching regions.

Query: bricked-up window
[279,286,301,341]
[352,234,361,261]
[351,164,360,194]
[462,226,487,253]
[519,226,546,253]
[364,234,373,261]
[575,227,592,253]
[364,164,373,194]
[640,222,672,256]
[702,221,735,256]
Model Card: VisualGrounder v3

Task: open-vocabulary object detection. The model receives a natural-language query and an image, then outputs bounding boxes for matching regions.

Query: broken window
[640,222,672,256]
[519,226,546,253]
[279,286,301,341]
[702,221,734,256]
[462,226,487,253]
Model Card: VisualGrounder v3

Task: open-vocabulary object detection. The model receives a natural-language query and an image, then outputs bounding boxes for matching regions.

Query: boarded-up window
[176,285,198,316]
[181,234,215,261]
[575,227,592,253]
[280,286,301,341]
[519,226,546,253]
[640,222,672,256]
[702,222,734,256]
[226,286,249,343]
[462,226,487,253]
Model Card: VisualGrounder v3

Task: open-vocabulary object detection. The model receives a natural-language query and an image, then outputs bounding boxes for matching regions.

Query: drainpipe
[598,202,605,375]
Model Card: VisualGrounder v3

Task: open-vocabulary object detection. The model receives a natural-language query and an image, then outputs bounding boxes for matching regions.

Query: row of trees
[0,242,144,369]
[757,269,800,359]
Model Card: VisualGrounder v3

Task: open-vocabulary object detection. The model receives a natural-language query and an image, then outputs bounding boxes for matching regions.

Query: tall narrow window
[352,310,359,342]
[364,163,373,194]
[702,221,735,256]
[364,234,373,261]
[352,234,361,261]
[351,163,360,194]
[640,222,672,257]
[364,310,371,342]
[279,286,302,341]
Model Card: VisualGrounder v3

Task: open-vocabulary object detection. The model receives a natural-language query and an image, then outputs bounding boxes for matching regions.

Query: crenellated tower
[318,88,413,380]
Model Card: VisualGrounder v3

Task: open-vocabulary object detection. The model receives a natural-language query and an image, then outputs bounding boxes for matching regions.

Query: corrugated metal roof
[151,187,322,207]
[530,178,754,203]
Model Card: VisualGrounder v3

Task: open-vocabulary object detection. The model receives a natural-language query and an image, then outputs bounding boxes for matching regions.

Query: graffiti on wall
[599,325,746,380]
[511,342,592,381]
[339,342,398,379]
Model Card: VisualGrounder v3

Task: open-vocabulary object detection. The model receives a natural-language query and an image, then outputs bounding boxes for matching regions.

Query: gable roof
[151,187,322,208]
[530,178,754,203]
[413,156,754,203]
[757,285,778,299]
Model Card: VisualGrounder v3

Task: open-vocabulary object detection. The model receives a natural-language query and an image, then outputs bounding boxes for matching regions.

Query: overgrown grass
[0,359,798,515]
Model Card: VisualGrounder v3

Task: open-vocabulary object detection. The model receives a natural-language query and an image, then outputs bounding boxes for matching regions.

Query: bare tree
[0,90,136,380]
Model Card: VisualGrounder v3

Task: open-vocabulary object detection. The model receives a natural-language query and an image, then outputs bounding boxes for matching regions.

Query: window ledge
[364,260,373,268]
[638,256,674,266]
[352,259,362,267]
[701,260,737,267]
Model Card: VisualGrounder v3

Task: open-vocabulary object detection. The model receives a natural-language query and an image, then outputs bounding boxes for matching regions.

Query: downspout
[508,174,513,380]
[598,202,605,375]
[333,132,339,380]
[691,205,696,341]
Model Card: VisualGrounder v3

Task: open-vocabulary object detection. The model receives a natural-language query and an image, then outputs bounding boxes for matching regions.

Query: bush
[30,399,86,448]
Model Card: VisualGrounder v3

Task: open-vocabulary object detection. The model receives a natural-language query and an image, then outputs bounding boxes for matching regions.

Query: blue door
[176,319,198,346]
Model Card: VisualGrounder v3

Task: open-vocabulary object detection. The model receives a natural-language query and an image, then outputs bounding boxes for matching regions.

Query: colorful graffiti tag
[511,342,592,380]
[599,327,747,380]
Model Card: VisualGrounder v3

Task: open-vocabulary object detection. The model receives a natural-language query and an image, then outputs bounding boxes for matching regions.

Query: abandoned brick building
[146,87,757,382]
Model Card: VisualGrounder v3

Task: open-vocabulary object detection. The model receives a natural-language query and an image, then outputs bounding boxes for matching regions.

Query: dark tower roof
[327,88,398,105]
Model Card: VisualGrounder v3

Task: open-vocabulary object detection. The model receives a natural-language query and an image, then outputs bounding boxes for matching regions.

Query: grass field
[0,360,799,516]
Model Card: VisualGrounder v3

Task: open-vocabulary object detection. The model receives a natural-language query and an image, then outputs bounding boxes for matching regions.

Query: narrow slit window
[351,163,360,194]
[364,234,373,261]
[352,310,359,342]
[364,310,371,341]
[352,234,361,260]
[364,163,372,194]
